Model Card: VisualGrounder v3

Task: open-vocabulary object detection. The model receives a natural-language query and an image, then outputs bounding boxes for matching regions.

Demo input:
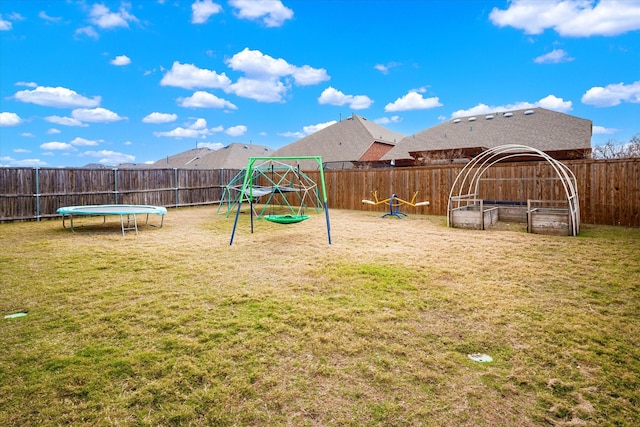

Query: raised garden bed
[449,202,498,230]
[527,200,572,236]
[449,198,572,236]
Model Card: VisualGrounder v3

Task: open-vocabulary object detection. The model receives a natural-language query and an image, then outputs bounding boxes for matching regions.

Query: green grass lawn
[1,207,639,426]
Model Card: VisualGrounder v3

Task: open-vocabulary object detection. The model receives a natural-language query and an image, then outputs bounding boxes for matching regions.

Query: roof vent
[243,145,249,149]
[468,117,476,122]
[504,112,513,117]
[485,115,494,120]
[524,109,535,115]
[453,118,461,123]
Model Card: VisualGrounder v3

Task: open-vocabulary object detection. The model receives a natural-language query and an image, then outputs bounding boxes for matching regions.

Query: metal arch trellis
[447,144,580,236]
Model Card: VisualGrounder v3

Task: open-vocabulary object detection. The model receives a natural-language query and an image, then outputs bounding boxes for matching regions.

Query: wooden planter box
[450,202,499,230]
[527,201,571,236]
[450,198,575,236]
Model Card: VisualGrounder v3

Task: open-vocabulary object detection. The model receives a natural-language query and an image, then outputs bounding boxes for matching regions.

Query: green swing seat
[264,214,310,224]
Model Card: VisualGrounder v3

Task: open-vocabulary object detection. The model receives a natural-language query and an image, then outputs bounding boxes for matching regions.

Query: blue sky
[1,0,639,168]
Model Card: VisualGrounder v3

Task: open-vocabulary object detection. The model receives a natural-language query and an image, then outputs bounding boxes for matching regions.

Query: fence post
[35,167,41,221]
[174,168,179,207]
[113,168,118,204]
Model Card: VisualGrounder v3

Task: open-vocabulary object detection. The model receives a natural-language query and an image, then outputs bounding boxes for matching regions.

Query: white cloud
[581,81,640,107]
[39,11,62,23]
[46,128,61,134]
[229,0,293,27]
[197,142,225,150]
[374,115,402,125]
[83,150,135,166]
[89,4,138,29]
[225,125,247,137]
[75,26,99,39]
[226,48,294,78]
[592,125,618,135]
[490,0,640,37]
[534,49,574,64]
[291,65,331,86]
[374,62,401,75]
[318,87,373,110]
[14,86,101,108]
[153,118,221,138]
[228,77,288,103]
[278,121,335,138]
[178,91,238,109]
[384,88,443,112]
[153,128,205,138]
[190,118,208,130]
[160,61,231,90]
[5,158,48,167]
[226,48,329,85]
[40,141,76,151]
[45,116,88,127]
[224,48,329,102]
[70,137,100,146]
[451,94,573,118]
[71,107,125,123]
[303,120,336,135]
[191,0,222,24]
[142,112,178,124]
[0,112,22,126]
[0,14,12,31]
[537,94,574,111]
[278,131,305,138]
[7,12,25,21]
[110,55,131,66]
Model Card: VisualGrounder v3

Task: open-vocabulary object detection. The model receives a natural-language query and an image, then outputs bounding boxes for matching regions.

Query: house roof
[272,114,405,169]
[147,143,273,169]
[382,108,592,161]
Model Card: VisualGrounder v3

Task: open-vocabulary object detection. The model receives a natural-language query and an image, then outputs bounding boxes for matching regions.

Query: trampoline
[57,204,167,235]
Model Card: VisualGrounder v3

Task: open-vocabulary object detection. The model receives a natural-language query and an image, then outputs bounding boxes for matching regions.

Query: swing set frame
[229,156,332,245]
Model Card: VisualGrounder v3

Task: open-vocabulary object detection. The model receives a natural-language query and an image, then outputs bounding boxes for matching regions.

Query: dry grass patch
[1,207,639,426]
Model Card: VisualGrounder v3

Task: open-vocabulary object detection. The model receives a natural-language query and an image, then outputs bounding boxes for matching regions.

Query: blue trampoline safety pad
[57,205,167,216]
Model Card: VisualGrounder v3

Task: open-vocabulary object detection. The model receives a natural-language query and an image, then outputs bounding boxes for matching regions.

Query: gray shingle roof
[148,143,273,169]
[382,108,592,161]
[272,114,405,168]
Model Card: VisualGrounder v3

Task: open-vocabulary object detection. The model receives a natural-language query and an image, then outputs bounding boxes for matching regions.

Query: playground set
[219,145,580,244]
[226,156,332,245]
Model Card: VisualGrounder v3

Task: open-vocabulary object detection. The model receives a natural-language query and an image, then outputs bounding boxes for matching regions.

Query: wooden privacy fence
[1,158,638,227]
[307,158,639,227]
[0,168,238,222]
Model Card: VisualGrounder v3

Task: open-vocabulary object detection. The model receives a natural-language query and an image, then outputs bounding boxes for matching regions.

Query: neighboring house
[114,109,592,170]
[272,114,405,170]
[382,108,592,166]
[143,143,273,170]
